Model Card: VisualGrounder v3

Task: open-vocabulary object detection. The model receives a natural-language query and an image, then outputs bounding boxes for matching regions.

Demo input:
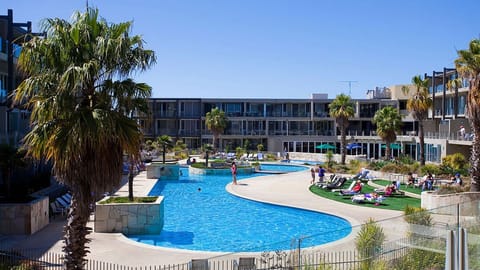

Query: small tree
[154,135,174,164]
[372,106,403,160]
[243,139,251,153]
[235,146,245,159]
[329,94,355,165]
[325,150,334,169]
[205,107,228,151]
[355,218,385,270]
[257,144,264,152]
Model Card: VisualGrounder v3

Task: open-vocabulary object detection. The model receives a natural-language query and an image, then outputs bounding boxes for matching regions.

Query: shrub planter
[0,196,49,235]
[94,196,164,234]
[421,191,480,215]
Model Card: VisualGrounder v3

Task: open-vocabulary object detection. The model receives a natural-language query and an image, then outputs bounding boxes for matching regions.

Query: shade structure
[381,143,402,150]
[346,143,362,150]
[316,144,336,150]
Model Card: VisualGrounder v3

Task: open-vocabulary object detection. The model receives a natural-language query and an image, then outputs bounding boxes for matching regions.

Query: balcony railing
[424,131,474,141]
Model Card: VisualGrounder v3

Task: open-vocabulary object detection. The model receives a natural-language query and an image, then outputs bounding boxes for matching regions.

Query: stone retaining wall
[0,196,49,235]
[94,196,164,234]
[421,191,480,215]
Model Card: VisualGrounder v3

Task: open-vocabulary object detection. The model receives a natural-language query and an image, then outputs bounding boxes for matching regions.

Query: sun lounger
[319,176,347,190]
[50,202,66,217]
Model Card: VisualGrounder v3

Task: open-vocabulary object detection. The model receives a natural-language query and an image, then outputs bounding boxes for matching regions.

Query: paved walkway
[3,165,408,267]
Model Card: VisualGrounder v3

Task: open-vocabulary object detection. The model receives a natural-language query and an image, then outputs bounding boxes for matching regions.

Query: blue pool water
[128,164,351,252]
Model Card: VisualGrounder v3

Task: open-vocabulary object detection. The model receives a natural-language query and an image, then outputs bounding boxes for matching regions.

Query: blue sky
[7,0,480,99]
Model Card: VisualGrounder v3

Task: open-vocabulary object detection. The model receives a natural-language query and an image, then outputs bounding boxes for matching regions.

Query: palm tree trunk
[418,120,425,166]
[386,146,391,161]
[341,126,346,165]
[162,145,166,164]
[63,194,92,269]
[128,157,134,201]
[469,119,480,192]
[212,134,217,152]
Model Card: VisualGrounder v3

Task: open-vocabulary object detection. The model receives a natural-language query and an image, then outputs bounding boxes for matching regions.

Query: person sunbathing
[340,180,363,195]
[352,192,384,205]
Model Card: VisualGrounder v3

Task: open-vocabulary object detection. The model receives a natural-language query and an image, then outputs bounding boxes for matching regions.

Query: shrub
[419,164,441,176]
[100,196,158,204]
[235,147,245,158]
[379,163,411,174]
[397,154,416,165]
[391,249,444,270]
[265,153,277,161]
[191,162,206,169]
[325,150,334,168]
[435,184,466,195]
[442,153,468,171]
[257,144,264,152]
[355,218,385,270]
[404,206,432,226]
[348,160,366,175]
[367,160,389,171]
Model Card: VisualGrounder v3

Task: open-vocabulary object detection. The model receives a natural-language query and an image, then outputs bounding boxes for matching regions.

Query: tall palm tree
[205,107,228,152]
[402,75,432,166]
[372,106,403,160]
[155,135,173,164]
[13,8,155,269]
[455,38,480,192]
[329,94,355,165]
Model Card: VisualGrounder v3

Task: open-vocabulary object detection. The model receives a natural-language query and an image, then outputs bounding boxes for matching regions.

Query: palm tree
[13,8,156,269]
[329,94,355,164]
[155,135,173,164]
[205,107,228,151]
[0,144,26,199]
[455,38,480,192]
[402,75,432,166]
[372,106,403,160]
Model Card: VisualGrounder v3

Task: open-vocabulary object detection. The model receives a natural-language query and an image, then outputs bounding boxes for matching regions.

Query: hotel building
[140,79,472,163]
[0,9,43,145]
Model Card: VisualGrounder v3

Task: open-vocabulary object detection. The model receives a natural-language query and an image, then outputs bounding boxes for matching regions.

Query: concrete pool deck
[2,165,406,266]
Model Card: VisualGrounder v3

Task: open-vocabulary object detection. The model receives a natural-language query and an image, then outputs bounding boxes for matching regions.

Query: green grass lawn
[372,179,423,195]
[309,180,421,211]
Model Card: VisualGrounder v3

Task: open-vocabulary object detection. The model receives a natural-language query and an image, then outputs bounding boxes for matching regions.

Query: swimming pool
[128,164,351,252]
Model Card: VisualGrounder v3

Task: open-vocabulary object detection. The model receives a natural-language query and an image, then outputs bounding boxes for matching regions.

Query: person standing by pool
[318,165,326,183]
[231,161,237,185]
[310,168,316,184]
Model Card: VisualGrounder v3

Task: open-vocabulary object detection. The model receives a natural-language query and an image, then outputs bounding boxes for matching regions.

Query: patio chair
[190,259,209,270]
[237,257,256,270]
[321,176,347,190]
[50,202,66,218]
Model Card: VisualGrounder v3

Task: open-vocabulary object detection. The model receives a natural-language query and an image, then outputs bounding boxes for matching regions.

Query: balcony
[178,130,201,137]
